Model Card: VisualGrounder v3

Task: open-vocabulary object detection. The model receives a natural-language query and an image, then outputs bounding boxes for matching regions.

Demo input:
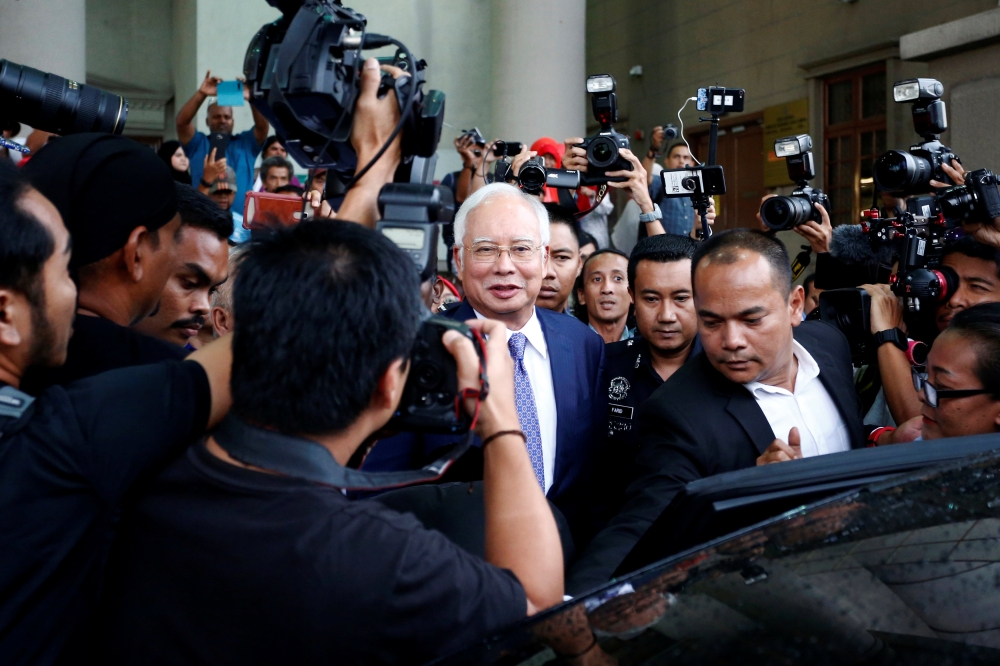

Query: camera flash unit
[774,134,812,158]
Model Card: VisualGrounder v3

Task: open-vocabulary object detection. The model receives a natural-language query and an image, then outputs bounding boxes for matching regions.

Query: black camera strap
[212,414,473,491]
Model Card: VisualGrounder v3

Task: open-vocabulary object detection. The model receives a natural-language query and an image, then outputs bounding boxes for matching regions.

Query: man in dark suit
[363,183,605,544]
[567,229,912,594]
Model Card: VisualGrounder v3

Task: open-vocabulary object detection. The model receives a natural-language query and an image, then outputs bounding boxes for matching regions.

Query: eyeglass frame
[463,242,543,264]
[910,366,992,408]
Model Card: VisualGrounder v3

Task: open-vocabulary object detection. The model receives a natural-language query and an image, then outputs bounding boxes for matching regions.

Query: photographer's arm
[468,139,501,195]
[243,77,270,146]
[335,58,405,228]
[453,135,480,204]
[642,127,664,186]
[861,284,923,423]
[186,334,233,429]
[444,319,564,614]
[176,71,220,145]
[607,148,664,234]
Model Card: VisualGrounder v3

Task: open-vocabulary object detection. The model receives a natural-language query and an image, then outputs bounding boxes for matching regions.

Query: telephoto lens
[0,60,128,136]
[759,195,815,231]
[873,150,932,194]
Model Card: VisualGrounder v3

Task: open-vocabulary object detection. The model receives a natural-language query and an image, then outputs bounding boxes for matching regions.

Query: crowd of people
[4,54,1000,666]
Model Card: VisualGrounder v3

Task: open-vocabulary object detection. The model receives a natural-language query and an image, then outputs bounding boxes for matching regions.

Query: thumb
[788,427,802,451]
[358,57,382,103]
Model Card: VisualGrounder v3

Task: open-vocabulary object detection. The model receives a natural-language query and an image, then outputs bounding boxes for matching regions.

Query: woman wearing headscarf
[157,140,192,184]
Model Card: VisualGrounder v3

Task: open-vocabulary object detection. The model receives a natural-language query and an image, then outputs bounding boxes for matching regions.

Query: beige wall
[585,0,998,169]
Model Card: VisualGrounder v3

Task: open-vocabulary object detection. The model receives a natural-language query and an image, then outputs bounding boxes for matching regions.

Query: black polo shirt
[0,361,211,666]
[97,439,527,665]
[21,314,188,395]
[600,335,701,513]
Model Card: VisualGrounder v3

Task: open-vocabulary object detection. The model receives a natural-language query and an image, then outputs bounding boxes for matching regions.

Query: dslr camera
[244,1,444,179]
[936,168,1000,225]
[873,79,958,195]
[574,75,633,185]
[759,134,830,231]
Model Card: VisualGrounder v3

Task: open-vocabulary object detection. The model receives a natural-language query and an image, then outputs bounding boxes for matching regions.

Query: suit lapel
[702,356,776,456]
[537,311,571,494]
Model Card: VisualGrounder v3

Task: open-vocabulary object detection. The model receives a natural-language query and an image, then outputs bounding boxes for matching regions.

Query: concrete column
[0,0,86,81]
[491,0,586,145]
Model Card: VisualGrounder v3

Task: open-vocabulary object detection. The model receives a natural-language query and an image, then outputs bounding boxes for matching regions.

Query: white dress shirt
[474,307,558,493]
[743,340,850,458]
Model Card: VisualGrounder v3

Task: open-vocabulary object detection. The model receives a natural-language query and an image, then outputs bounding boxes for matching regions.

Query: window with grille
[823,65,887,226]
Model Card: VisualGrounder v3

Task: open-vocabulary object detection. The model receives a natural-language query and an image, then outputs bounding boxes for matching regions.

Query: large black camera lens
[0,60,128,136]
[760,195,814,231]
[587,136,619,168]
[937,185,977,221]
[517,158,546,194]
[873,150,931,194]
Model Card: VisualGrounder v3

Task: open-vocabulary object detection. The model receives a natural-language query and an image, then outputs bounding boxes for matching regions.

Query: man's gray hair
[453,183,550,258]
[211,243,249,315]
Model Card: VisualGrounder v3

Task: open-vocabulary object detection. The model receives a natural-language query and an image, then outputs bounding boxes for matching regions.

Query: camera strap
[212,414,473,491]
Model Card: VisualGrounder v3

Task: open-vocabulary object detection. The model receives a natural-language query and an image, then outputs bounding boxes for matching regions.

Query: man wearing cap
[204,165,248,243]
[20,133,187,393]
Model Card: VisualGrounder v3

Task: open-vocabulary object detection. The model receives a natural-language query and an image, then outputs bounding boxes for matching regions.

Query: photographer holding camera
[97,219,564,665]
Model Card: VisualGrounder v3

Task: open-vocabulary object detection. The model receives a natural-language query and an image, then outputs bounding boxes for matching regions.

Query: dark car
[434,434,1000,665]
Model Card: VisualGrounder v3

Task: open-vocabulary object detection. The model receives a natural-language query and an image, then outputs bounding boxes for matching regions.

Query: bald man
[176,70,270,211]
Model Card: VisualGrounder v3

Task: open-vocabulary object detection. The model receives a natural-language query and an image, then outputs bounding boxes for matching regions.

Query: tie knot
[508,332,527,360]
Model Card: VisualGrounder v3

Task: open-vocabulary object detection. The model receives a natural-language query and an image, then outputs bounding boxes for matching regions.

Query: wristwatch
[638,204,662,224]
[874,327,907,351]
[199,178,213,189]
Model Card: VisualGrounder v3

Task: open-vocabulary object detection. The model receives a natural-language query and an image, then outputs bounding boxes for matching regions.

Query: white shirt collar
[473,307,548,359]
[744,340,819,396]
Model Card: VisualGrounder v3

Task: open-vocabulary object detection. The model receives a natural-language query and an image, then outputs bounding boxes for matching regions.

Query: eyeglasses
[911,367,991,408]
[465,243,541,263]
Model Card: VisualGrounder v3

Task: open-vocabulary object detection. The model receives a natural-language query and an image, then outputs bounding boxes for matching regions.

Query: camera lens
[518,160,546,194]
[587,136,619,168]
[873,150,931,194]
[0,60,128,136]
[937,185,977,222]
[760,195,813,231]
[415,361,442,391]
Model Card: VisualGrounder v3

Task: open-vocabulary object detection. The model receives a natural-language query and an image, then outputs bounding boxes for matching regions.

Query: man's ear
[574,255,582,278]
[371,357,408,411]
[211,306,232,337]
[788,284,805,326]
[122,226,151,283]
[628,287,635,305]
[0,289,26,348]
[431,279,445,305]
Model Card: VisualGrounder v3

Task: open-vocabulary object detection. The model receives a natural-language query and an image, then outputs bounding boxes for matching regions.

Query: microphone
[829,223,874,264]
[815,223,896,290]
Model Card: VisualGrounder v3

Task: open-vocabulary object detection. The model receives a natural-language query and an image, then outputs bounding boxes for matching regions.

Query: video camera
[0,59,129,144]
[244,0,444,181]
[759,134,830,231]
[660,85,745,237]
[873,79,958,196]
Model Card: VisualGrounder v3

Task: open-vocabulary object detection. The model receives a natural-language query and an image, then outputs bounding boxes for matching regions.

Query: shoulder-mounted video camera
[244,0,444,181]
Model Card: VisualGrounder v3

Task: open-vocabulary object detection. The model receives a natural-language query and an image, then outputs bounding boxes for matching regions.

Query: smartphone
[216,80,245,107]
[244,192,308,229]
[208,132,231,161]
[492,141,524,157]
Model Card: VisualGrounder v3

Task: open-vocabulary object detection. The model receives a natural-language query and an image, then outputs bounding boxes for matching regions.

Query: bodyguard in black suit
[568,230,910,594]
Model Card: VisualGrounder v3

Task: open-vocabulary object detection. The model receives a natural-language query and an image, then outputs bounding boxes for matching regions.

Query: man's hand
[304,189,335,219]
[200,148,227,190]
[510,145,537,178]
[689,197,717,239]
[861,283,903,334]
[929,159,967,189]
[885,416,922,445]
[444,319,518,440]
[793,202,833,253]
[649,126,665,152]
[606,148,653,212]
[198,70,222,98]
[350,57,407,180]
[756,427,802,465]
[563,137,588,172]
[455,134,481,170]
